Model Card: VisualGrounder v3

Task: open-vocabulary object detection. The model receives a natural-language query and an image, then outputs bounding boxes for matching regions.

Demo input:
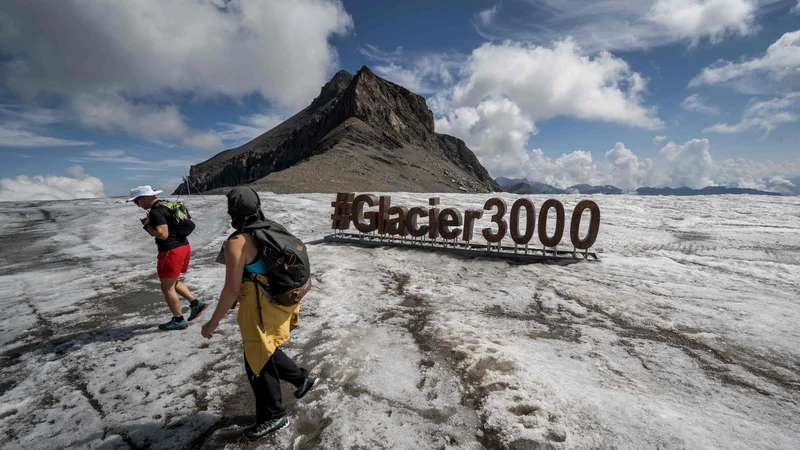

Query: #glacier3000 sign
[327,193,601,261]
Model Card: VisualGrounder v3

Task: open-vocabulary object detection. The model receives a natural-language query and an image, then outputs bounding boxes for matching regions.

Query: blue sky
[0,0,799,200]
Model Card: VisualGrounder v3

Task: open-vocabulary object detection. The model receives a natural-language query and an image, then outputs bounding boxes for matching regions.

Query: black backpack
[247,219,311,306]
[155,200,196,237]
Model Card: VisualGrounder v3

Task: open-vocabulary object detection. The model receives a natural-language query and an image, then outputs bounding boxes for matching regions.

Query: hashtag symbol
[330,192,355,230]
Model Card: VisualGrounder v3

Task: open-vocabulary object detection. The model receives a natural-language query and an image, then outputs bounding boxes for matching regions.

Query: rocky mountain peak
[174,66,500,194]
[308,69,353,110]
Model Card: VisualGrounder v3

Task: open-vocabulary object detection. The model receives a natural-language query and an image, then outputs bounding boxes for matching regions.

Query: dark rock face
[506,182,534,195]
[566,184,624,195]
[175,66,500,194]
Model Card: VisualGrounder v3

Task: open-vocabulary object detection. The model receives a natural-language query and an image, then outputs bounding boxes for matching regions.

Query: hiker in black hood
[202,187,315,441]
[226,187,269,232]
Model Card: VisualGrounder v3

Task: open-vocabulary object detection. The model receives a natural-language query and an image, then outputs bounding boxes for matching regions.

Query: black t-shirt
[149,202,189,253]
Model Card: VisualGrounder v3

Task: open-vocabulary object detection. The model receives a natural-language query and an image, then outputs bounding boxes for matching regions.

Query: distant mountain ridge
[495,177,788,196]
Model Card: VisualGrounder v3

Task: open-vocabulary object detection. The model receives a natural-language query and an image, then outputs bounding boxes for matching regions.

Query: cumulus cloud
[605,142,655,189]
[526,149,605,188]
[659,138,715,188]
[716,157,800,193]
[0,165,105,201]
[434,98,537,177]
[653,135,668,143]
[0,0,353,108]
[681,94,720,114]
[703,93,798,134]
[440,40,662,129]
[690,30,800,93]
[0,0,353,147]
[716,157,800,180]
[430,39,661,183]
[472,0,765,52]
[646,0,757,46]
[431,98,607,188]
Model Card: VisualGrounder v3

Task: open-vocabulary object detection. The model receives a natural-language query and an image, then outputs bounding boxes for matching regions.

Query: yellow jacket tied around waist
[237,273,300,375]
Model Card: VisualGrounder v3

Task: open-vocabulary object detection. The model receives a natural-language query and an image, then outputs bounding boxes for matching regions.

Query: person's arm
[201,235,247,338]
[144,209,169,240]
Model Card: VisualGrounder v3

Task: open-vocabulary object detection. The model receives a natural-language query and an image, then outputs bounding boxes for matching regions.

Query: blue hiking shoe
[188,300,208,322]
[294,375,316,399]
[158,317,188,331]
[243,416,289,440]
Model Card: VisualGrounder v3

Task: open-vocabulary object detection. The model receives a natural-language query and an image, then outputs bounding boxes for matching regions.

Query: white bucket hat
[127,185,163,202]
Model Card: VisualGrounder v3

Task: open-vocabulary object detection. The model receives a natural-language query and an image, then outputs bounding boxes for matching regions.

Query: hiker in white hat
[128,186,207,330]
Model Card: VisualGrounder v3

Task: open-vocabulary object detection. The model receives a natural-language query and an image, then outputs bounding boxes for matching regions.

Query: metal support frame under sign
[324,232,599,262]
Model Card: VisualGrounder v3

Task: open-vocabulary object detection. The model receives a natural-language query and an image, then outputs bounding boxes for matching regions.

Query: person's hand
[142,212,149,226]
[201,320,217,339]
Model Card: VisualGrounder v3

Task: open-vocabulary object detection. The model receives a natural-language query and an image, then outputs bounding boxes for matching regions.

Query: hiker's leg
[159,278,182,317]
[245,354,285,422]
[175,281,195,302]
[271,348,308,386]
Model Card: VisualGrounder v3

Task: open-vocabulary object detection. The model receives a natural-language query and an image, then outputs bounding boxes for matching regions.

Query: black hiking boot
[243,416,289,440]
[294,375,316,399]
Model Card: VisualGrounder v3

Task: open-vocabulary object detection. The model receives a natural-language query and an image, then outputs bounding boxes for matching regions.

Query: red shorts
[157,244,191,279]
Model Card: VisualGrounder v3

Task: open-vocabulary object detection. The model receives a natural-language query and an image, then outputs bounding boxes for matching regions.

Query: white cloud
[703,93,799,134]
[646,0,757,46]
[659,138,715,188]
[440,40,662,129]
[436,98,538,177]
[681,94,720,114]
[653,135,668,143]
[526,149,605,188]
[716,157,800,192]
[71,150,195,172]
[217,113,285,144]
[478,5,499,25]
[85,150,125,158]
[0,0,353,146]
[792,0,800,14]
[0,0,353,109]
[0,105,94,147]
[66,164,87,179]
[690,30,800,93]
[0,166,105,201]
[360,45,464,94]
[605,142,655,189]
[472,0,769,52]
[71,92,222,151]
[0,125,94,147]
[430,39,661,183]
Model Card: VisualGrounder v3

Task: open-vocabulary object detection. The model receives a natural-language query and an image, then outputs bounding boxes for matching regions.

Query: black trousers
[244,348,309,422]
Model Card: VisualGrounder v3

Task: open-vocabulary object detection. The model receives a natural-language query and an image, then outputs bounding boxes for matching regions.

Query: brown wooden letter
[462,210,484,241]
[482,197,507,243]
[428,197,440,239]
[569,200,600,250]
[538,199,565,247]
[387,206,409,236]
[438,208,463,240]
[407,206,429,237]
[353,194,379,233]
[510,198,535,245]
[378,196,391,234]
